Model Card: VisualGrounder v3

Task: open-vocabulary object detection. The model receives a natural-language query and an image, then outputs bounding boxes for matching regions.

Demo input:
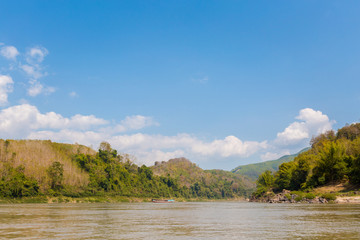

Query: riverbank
[0,195,247,204]
[250,189,331,203]
[0,196,152,204]
[250,188,360,204]
[335,196,360,204]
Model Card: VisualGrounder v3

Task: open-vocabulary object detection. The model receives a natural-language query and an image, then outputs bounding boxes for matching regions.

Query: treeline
[72,145,250,199]
[254,123,360,197]
[205,169,255,198]
[0,163,40,198]
[71,142,185,198]
[0,140,250,199]
[152,158,254,198]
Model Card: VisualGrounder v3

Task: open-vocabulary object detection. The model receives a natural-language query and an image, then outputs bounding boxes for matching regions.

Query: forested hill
[152,158,255,198]
[0,140,253,200]
[254,123,360,199]
[232,148,309,181]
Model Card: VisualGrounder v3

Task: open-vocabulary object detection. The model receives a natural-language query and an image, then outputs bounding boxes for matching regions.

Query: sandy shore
[335,196,360,204]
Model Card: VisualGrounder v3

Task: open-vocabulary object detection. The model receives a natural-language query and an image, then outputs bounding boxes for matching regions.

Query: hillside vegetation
[232,148,308,181]
[152,158,255,198]
[0,140,94,193]
[253,123,360,200]
[0,140,253,200]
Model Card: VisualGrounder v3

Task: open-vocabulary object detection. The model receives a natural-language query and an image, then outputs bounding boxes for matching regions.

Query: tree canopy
[254,123,360,196]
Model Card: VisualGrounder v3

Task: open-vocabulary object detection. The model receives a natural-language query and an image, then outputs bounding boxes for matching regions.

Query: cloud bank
[0,101,334,166]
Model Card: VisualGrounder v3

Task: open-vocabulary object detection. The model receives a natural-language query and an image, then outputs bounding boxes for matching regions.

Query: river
[0,202,359,239]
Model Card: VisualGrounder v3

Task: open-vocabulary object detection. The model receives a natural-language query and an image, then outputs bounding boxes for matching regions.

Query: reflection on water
[0,202,359,239]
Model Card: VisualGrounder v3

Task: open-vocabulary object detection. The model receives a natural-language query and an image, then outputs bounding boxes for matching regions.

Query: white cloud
[26,130,268,165]
[0,75,14,106]
[28,129,106,147]
[251,107,336,164]
[21,65,44,79]
[133,150,186,166]
[114,115,159,133]
[45,86,56,95]
[26,46,48,64]
[27,80,44,96]
[0,104,108,139]
[0,46,19,60]
[68,114,108,130]
[17,46,54,96]
[109,133,196,151]
[191,136,267,157]
[0,103,336,167]
[275,108,334,146]
[0,103,268,165]
[27,80,55,97]
[78,132,266,161]
[69,91,78,97]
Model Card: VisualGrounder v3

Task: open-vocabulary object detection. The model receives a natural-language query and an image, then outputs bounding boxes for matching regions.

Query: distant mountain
[231,148,309,181]
[152,158,256,198]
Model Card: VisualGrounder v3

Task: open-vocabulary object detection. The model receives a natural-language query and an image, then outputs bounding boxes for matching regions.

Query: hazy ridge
[232,148,309,181]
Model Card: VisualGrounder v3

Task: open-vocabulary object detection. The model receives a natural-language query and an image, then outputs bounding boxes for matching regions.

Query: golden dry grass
[0,139,96,191]
[313,183,347,194]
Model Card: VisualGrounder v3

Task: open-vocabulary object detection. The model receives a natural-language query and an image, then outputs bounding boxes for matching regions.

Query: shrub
[285,194,291,200]
[321,193,337,201]
[47,161,64,190]
[305,192,316,200]
[291,191,304,197]
[295,196,303,202]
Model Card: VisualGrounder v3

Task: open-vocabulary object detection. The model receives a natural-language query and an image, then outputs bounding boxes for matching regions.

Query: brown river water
[0,202,359,239]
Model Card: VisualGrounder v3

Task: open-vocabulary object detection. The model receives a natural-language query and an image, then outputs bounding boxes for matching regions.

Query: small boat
[152,199,175,203]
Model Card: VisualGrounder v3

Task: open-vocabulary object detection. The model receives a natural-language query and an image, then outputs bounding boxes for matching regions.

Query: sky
[0,0,359,170]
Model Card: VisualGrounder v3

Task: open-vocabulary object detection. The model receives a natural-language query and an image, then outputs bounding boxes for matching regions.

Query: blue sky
[0,1,359,169]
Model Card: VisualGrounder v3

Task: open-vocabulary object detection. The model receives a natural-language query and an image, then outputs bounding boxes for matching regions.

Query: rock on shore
[250,189,328,204]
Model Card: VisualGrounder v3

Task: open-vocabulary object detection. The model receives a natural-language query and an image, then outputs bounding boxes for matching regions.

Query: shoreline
[1,196,360,204]
[250,189,360,204]
[335,196,360,204]
[0,196,248,204]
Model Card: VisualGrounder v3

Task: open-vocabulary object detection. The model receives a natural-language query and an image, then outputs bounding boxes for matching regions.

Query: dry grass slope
[0,139,96,191]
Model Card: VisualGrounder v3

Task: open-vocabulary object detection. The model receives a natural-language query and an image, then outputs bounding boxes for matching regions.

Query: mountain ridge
[232,148,310,181]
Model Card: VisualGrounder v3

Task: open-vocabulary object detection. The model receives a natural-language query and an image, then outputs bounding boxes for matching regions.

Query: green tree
[47,161,64,190]
[336,123,360,140]
[275,162,295,190]
[349,155,360,184]
[0,164,39,198]
[312,141,347,185]
[99,141,112,152]
[290,157,310,190]
[257,170,275,189]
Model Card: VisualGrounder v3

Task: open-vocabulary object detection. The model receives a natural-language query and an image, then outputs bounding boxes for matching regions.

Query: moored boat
[152,199,175,203]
